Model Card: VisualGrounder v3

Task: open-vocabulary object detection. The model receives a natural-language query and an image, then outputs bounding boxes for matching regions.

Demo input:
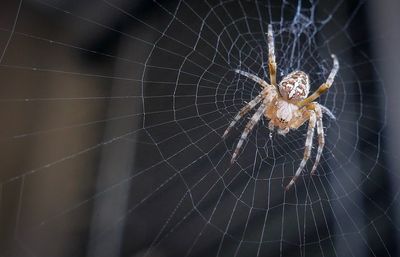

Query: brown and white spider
[223,24,339,191]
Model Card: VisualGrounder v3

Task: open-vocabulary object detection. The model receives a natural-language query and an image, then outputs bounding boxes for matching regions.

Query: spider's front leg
[285,110,316,191]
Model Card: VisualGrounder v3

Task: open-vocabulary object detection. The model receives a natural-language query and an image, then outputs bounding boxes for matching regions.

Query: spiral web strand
[0,0,399,257]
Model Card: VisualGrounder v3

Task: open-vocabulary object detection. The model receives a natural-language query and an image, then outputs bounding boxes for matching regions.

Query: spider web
[0,0,399,257]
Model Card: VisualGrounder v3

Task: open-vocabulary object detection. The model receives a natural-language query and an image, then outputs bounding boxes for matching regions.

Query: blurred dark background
[0,0,399,257]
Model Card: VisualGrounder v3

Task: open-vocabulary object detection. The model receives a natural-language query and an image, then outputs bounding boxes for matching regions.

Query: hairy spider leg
[231,104,266,164]
[297,54,339,107]
[285,110,317,191]
[223,94,263,138]
[267,24,277,86]
[320,105,336,120]
[311,105,325,175]
[234,69,269,88]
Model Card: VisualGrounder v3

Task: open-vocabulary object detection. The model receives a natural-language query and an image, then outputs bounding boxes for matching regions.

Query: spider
[223,24,339,191]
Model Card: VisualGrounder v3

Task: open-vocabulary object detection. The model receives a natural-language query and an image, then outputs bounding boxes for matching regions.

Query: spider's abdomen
[278,71,310,101]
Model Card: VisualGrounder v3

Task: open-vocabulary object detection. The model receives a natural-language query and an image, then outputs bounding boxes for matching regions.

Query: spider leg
[223,94,263,138]
[234,69,269,88]
[230,103,266,163]
[285,110,317,191]
[311,105,325,175]
[320,105,336,120]
[267,24,277,86]
[297,55,339,107]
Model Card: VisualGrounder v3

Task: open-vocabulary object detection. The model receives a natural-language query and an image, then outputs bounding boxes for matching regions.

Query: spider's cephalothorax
[223,24,339,191]
[279,71,310,101]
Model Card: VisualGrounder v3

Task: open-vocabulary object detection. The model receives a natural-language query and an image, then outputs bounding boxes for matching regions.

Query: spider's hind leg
[285,110,317,191]
[311,105,325,175]
[231,104,266,163]
[320,105,336,120]
[234,69,269,88]
[223,94,263,138]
